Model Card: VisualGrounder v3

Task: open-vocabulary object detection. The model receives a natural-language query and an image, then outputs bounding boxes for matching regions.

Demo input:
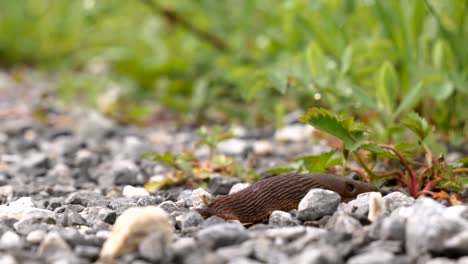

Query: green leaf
[140,152,176,168]
[295,150,339,173]
[340,45,353,75]
[394,82,424,117]
[433,39,455,71]
[299,108,366,151]
[428,81,454,100]
[306,41,326,78]
[376,61,399,116]
[266,167,295,175]
[453,157,468,168]
[402,112,432,140]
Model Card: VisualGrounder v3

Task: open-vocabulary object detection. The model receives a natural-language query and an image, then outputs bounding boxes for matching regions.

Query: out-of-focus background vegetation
[0,0,467,147]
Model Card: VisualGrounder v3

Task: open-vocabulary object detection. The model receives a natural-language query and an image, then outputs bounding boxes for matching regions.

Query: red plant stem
[417,177,442,197]
[380,144,419,196]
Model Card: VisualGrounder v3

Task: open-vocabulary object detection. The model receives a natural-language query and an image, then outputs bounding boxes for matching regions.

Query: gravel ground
[0,72,467,264]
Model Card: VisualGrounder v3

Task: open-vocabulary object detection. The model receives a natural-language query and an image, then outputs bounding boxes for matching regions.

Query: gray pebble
[347,250,395,264]
[292,245,342,264]
[0,255,17,264]
[64,190,108,207]
[138,233,169,262]
[196,222,249,249]
[268,210,300,227]
[209,175,243,195]
[26,229,46,244]
[325,210,362,234]
[297,189,341,221]
[74,245,101,259]
[176,211,204,230]
[159,200,180,214]
[111,159,145,185]
[0,231,22,249]
[382,192,415,214]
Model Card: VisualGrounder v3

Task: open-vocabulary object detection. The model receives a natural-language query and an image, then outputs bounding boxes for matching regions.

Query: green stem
[353,152,376,180]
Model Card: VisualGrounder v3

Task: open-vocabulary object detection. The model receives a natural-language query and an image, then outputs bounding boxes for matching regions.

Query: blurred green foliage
[0,0,467,145]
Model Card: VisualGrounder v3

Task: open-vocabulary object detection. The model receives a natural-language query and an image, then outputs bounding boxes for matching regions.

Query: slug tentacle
[195,173,380,223]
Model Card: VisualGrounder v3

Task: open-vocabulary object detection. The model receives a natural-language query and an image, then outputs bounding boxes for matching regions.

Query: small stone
[75,245,101,259]
[202,216,226,228]
[216,243,252,260]
[112,160,145,186]
[0,197,38,220]
[253,140,273,155]
[21,152,49,169]
[0,185,13,201]
[358,240,403,255]
[347,250,395,264]
[38,232,76,262]
[75,149,98,169]
[405,198,465,257]
[0,231,21,249]
[13,209,57,235]
[99,206,173,262]
[382,192,415,214]
[80,206,117,226]
[445,205,468,222]
[176,211,204,230]
[57,208,87,226]
[217,138,248,156]
[444,230,468,255]
[426,258,457,264]
[297,189,341,221]
[192,188,213,208]
[377,214,406,241]
[159,201,180,214]
[253,247,288,264]
[292,245,342,264]
[138,233,169,262]
[122,185,150,198]
[228,258,262,264]
[208,175,243,195]
[343,192,373,219]
[268,211,300,227]
[274,124,314,142]
[325,210,362,234]
[64,190,108,207]
[229,183,250,195]
[196,222,249,250]
[176,189,193,208]
[171,237,197,261]
[108,197,138,215]
[0,255,17,264]
[26,229,46,244]
[263,225,308,240]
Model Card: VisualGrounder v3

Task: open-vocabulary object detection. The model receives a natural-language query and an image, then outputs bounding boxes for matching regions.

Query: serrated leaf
[300,108,366,151]
[376,61,399,116]
[402,112,431,140]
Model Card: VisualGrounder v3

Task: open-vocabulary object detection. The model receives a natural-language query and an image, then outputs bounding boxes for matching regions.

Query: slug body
[196,173,379,223]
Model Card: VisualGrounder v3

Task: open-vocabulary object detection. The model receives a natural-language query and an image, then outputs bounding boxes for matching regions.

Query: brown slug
[196,173,382,223]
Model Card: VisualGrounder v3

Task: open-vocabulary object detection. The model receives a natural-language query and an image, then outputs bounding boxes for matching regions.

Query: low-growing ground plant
[283,108,467,202]
[141,126,258,192]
